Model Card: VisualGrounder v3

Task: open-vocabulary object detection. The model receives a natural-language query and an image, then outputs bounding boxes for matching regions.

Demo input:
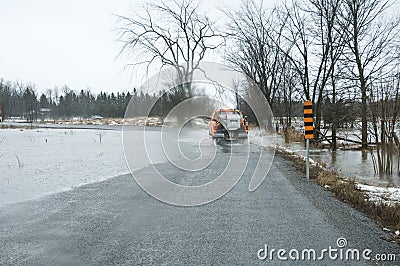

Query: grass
[0,124,16,129]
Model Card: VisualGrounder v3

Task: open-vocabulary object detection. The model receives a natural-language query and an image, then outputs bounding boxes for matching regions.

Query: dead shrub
[283,127,304,143]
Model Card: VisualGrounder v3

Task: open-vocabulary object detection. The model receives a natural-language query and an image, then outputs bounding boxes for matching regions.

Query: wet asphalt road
[0,144,398,265]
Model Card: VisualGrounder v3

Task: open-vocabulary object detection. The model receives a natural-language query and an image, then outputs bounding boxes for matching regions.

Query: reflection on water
[361,150,368,162]
[280,142,400,187]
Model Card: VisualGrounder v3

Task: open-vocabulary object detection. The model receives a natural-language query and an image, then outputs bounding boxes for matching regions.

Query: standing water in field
[0,127,166,206]
[278,140,400,187]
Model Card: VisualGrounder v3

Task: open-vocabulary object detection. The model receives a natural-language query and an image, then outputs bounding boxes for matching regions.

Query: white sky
[0,0,249,94]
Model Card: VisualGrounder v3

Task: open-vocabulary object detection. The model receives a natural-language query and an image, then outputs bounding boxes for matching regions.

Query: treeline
[0,77,361,125]
[0,79,188,120]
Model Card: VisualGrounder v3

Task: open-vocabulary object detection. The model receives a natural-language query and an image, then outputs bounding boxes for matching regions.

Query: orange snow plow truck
[209,109,248,141]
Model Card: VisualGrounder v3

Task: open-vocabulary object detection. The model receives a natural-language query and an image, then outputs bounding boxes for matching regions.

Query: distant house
[40,108,51,121]
[91,115,104,120]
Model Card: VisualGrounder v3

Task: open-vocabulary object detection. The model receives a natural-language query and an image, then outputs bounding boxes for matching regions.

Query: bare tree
[306,0,346,143]
[275,0,347,142]
[116,0,224,99]
[277,0,312,101]
[369,76,400,175]
[280,63,301,127]
[224,0,289,108]
[338,0,400,148]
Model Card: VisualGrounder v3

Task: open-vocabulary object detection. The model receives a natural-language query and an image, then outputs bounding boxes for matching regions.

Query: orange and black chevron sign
[303,100,314,139]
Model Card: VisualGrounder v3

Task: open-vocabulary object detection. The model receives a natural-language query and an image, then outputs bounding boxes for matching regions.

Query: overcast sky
[1,0,398,95]
[0,0,247,94]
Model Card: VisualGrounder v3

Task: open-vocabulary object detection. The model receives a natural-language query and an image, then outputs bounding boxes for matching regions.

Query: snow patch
[357,184,400,206]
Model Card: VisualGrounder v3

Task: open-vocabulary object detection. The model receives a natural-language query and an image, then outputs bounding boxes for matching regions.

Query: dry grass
[276,149,325,179]
[277,148,400,243]
[0,124,31,130]
[281,127,305,143]
[0,124,10,129]
[317,171,400,236]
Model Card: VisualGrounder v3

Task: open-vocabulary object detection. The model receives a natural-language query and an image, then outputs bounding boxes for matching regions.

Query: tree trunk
[314,91,324,141]
[331,90,337,151]
[331,47,337,150]
[352,9,368,149]
[361,81,368,149]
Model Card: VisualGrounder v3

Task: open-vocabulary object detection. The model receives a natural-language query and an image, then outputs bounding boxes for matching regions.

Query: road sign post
[303,101,313,179]
[306,139,310,179]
